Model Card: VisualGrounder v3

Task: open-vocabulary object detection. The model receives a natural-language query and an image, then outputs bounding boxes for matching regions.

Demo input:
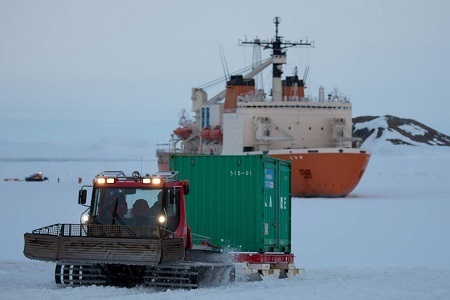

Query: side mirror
[78,189,87,205]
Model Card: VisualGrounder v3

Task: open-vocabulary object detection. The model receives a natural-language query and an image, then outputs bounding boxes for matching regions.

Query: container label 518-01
[229,170,253,176]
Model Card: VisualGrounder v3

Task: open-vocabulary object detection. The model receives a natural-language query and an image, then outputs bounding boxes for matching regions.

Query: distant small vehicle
[25,172,48,182]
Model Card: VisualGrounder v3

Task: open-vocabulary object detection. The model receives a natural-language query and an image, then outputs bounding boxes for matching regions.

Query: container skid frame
[232,252,301,277]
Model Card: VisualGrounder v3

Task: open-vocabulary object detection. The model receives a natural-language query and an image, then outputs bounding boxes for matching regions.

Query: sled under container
[169,154,291,253]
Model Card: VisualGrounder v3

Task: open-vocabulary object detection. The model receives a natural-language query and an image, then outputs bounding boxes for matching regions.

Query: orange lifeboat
[173,127,191,139]
[200,128,213,140]
[210,126,223,141]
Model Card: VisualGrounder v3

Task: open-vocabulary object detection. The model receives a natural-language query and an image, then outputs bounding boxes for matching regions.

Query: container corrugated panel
[169,154,291,253]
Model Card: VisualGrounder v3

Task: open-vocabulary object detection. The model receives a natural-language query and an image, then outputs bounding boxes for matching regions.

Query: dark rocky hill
[353,115,450,147]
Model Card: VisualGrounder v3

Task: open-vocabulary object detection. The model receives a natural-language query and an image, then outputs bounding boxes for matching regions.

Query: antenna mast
[252,38,264,90]
[241,17,314,101]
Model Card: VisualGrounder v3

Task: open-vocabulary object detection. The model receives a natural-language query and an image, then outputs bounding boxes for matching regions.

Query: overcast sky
[1,0,449,157]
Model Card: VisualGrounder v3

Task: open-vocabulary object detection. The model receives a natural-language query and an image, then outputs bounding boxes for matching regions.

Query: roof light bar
[97,177,115,184]
[94,171,168,185]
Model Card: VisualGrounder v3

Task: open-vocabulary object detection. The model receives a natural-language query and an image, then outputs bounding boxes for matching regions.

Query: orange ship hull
[268,149,371,197]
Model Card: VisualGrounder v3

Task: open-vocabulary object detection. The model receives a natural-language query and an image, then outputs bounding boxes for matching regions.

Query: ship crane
[204,58,272,106]
[254,117,294,151]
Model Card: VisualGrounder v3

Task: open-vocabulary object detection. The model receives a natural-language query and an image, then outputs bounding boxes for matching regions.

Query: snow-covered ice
[1,146,450,299]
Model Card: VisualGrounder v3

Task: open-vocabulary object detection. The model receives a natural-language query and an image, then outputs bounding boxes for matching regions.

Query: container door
[275,160,291,253]
[263,164,276,252]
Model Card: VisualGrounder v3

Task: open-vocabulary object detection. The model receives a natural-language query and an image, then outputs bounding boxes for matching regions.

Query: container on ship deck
[169,154,291,253]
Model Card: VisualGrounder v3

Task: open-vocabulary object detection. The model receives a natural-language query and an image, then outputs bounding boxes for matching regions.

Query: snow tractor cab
[24,171,235,289]
[78,171,189,242]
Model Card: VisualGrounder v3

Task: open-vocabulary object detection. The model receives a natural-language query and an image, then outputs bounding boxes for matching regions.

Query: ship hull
[267,148,370,197]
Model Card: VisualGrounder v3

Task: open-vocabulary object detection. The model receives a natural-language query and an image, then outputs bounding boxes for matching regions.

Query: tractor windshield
[92,188,162,226]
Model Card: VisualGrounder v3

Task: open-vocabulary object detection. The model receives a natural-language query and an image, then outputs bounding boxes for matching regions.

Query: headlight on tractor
[158,215,166,224]
[81,213,90,224]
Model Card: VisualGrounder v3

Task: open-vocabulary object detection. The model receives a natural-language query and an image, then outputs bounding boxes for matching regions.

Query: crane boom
[205,57,272,105]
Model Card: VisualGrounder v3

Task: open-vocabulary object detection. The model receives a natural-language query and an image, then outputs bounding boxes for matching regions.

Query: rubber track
[144,265,199,288]
[54,262,235,289]
[55,263,106,285]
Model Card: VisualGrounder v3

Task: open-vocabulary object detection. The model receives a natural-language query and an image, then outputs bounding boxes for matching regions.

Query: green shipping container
[169,154,291,253]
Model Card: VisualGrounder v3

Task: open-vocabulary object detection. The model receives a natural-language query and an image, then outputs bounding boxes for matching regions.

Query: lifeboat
[173,127,191,139]
[210,126,223,141]
[200,128,213,140]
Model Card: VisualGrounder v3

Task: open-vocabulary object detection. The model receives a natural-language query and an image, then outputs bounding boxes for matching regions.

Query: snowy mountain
[353,115,450,152]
